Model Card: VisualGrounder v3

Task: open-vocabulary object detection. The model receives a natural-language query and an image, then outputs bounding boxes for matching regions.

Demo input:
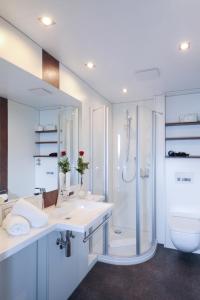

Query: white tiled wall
[165,93,200,250]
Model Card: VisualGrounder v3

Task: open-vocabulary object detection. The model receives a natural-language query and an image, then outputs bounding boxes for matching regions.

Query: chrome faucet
[34,187,46,195]
[0,190,7,194]
[56,231,75,257]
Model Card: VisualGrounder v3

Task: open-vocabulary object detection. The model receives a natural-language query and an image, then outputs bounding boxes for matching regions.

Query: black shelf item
[168,151,189,158]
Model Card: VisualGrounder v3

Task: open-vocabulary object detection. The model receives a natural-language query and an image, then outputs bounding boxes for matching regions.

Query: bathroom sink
[0,197,113,263]
[47,202,78,218]
[45,199,113,233]
[48,200,105,218]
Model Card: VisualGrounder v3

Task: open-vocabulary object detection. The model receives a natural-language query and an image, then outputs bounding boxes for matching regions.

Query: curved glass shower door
[136,105,156,256]
[110,103,137,257]
[107,103,156,261]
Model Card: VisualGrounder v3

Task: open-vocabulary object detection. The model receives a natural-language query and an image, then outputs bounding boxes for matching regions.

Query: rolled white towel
[12,199,48,228]
[2,213,30,236]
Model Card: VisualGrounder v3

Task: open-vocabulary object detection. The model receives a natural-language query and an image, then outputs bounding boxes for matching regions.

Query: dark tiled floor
[69,245,200,300]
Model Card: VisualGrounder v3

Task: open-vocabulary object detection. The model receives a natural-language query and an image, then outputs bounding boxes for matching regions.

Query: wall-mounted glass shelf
[35,141,58,144]
[166,136,200,141]
[33,155,57,157]
[165,121,200,127]
[165,155,200,159]
[35,130,57,133]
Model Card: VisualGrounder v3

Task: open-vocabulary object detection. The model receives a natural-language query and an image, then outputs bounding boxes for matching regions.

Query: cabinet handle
[46,171,54,175]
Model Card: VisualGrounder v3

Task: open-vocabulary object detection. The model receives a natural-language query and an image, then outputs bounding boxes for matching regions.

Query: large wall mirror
[0,58,80,199]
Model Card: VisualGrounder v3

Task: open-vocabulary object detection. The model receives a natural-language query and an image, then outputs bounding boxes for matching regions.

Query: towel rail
[83,213,112,243]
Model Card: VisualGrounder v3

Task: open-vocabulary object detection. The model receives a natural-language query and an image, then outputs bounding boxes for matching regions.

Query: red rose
[79,150,84,156]
[61,150,66,156]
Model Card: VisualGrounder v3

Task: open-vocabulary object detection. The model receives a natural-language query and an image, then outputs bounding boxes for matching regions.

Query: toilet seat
[170,216,200,234]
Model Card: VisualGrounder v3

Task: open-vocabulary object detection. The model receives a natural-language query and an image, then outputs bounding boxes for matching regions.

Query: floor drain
[65,217,71,220]
[114,229,122,234]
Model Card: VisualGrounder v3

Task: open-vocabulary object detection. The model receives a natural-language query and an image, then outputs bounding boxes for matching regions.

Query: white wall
[8,100,39,198]
[166,93,200,123]
[0,18,42,78]
[165,93,200,250]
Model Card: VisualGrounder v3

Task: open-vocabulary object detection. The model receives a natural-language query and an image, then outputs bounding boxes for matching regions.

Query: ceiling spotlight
[38,16,55,26]
[179,41,190,51]
[85,62,96,69]
[122,88,127,94]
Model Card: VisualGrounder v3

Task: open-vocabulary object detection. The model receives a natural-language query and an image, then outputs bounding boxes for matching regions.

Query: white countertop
[0,195,112,262]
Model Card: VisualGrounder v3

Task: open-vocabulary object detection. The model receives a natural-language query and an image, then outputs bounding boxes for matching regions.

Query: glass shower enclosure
[91,103,157,264]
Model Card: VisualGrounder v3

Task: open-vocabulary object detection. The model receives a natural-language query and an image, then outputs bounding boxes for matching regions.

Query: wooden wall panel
[0,98,8,192]
[42,50,59,89]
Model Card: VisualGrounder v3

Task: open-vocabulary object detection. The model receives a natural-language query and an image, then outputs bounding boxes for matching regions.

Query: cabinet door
[35,157,58,192]
[47,232,89,300]
[0,243,37,300]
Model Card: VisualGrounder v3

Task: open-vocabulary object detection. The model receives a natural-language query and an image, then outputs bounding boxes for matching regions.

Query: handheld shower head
[126,110,132,121]
[122,110,136,183]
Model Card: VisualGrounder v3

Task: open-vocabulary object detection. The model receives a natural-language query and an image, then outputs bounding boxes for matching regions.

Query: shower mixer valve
[140,168,150,178]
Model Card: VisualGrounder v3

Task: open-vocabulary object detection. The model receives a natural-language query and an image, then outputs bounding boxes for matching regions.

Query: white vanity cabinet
[0,242,38,300]
[0,232,90,300]
[0,196,111,300]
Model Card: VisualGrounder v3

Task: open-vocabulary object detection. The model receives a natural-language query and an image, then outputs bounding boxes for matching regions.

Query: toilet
[170,212,200,253]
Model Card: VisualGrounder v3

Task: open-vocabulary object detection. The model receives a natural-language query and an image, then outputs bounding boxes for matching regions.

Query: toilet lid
[170,216,200,234]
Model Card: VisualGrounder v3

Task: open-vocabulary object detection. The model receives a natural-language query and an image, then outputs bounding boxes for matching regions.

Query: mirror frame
[0,97,8,192]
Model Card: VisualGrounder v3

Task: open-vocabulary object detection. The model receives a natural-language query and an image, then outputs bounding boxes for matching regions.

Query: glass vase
[78,175,87,199]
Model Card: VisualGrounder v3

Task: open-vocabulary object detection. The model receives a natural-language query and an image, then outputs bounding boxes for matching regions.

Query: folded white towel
[12,199,48,228]
[2,213,30,236]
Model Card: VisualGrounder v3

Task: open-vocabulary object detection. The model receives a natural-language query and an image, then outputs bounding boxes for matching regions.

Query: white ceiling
[0,58,80,109]
[1,0,200,103]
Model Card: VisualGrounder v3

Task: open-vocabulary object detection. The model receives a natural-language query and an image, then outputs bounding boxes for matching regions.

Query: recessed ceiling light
[85,62,96,69]
[38,16,55,26]
[179,41,190,51]
[122,88,127,94]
